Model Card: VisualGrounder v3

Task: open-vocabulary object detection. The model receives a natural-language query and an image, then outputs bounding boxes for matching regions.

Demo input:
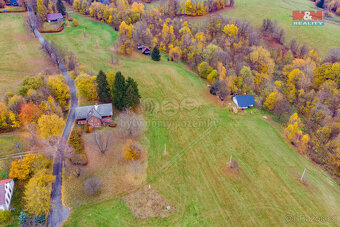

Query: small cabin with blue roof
[233,95,255,109]
[10,0,19,6]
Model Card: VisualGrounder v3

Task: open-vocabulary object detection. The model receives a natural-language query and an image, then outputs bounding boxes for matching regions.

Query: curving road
[28,6,78,227]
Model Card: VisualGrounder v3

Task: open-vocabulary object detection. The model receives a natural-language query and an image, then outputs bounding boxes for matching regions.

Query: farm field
[149,0,340,56]
[0,13,57,97]
[44,13,340,226]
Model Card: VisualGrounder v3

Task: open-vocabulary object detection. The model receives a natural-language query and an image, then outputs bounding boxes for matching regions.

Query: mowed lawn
[0,13,57,97]
[44,14,340,226]
[182,0,340,56]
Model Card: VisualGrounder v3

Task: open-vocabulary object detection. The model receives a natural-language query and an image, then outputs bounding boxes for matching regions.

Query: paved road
[27,6,78,227]
[47,64,78,227]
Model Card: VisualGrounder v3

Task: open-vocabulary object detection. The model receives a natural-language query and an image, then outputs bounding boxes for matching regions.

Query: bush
[34,214,46,224]
[109,122,117,127]
[84,124,93,133]
[0,211,11,224]
[73,18,79,27]
[19,212,28,224]
[84,177,102,196]
[151,47,160,61]
[316,0,324,8]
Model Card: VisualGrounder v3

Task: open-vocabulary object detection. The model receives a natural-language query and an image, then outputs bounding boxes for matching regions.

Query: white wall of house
[0,180,14,211]
[232,96,238,107]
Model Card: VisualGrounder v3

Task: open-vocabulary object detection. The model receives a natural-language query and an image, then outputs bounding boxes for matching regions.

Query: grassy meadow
[0,13,57,98]
[44,13,340,226]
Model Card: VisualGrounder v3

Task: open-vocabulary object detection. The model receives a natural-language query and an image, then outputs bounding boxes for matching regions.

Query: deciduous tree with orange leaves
[19,103,42,125]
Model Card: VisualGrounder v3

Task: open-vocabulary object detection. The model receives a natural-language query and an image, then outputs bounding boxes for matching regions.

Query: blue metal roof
[235,95,255,108]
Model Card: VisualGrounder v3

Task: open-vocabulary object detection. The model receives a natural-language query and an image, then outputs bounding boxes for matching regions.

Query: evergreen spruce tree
[57,0,66,15]
[125,77,141,108]
[151,47,161,61]
[113,72,126,110]
[96,70,111,102]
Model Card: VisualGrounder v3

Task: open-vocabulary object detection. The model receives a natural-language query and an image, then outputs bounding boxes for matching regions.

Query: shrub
[0,210,11,224]
[84,177,102,196]
[73,18,79,27]
[34,214,46,224]
[19,212,28,224]
[84,124,93,133]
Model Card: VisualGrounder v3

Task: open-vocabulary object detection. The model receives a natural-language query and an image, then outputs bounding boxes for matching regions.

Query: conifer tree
[151,47,161,61]
[125,77,141,108]
[113,72,126,110]
[57,0,66,15]
[96,70,111,102]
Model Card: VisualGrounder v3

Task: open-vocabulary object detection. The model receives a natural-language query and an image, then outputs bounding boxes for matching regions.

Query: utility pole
[15,144,22,159]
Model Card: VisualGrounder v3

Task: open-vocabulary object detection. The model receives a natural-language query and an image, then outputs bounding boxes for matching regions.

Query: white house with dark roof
[75,104,113,127]
[0,179,14,211]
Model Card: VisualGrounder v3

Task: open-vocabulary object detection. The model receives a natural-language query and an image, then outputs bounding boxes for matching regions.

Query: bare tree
[116,110,145,138]
[129,160,144,179]
[84,177,102,195]
[25,123,39,146]
[94,129,111,154]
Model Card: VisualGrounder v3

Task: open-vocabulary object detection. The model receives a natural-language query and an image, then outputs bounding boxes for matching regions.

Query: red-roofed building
[0,179,14,211]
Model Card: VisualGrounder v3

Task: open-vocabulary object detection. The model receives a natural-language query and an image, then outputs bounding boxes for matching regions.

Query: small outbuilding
[0,179,14,211]
[46,13,63,22]
[142,47,150,55]
[137,44,144,50]
[9,0,18,6]
[233,95,255,109]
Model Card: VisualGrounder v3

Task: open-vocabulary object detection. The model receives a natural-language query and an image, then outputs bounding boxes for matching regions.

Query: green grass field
[0,13,57,97]
[44,13,340,226]
[189,0,340,56]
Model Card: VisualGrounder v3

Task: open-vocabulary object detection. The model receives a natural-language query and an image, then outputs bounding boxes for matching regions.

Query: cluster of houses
[137,44,151,55]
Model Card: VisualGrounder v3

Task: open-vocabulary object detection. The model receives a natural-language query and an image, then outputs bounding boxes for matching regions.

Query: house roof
[234,95,255,108]
[46,13,63,21]
[142,47,150,53]
[0,179,13,205]
[75,104,113,120]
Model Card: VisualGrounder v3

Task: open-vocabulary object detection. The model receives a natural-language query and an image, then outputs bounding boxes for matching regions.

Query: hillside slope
[44,13,340,226]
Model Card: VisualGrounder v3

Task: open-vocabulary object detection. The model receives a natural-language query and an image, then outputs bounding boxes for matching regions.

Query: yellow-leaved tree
[123,140,145,161]
[24,169,54,216]
[47,75,70,109]
[250,46,275,76]
[9,154,51,180]
[223,24,238,38]
[38,114,65,138]
[184,0,196,16]
[75,74,98,101]
[284,113,310,153]
[37,0,48,21]
[118,21,134,55]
